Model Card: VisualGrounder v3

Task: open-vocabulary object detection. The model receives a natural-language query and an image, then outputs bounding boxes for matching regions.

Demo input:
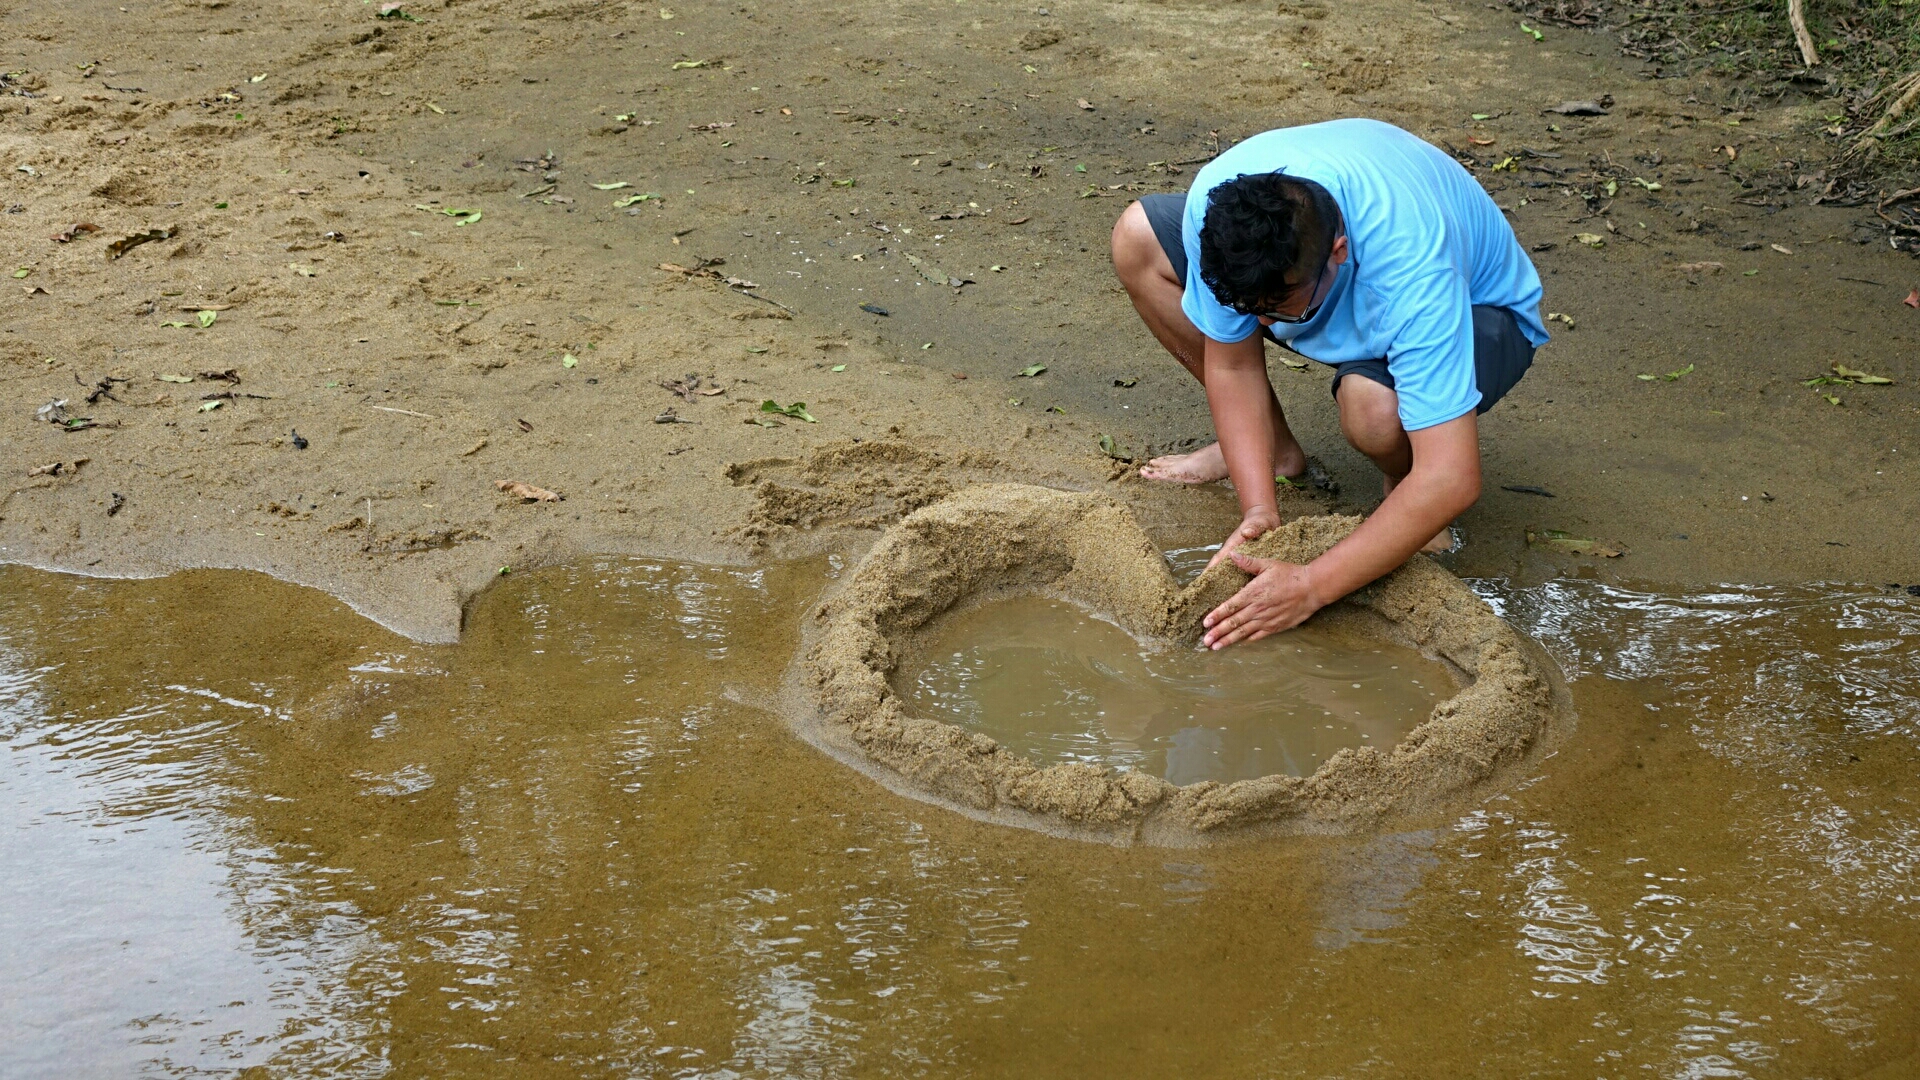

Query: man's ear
[1331,234,1351,266]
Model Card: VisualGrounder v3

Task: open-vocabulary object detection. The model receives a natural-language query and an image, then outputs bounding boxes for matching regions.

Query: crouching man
[1110,117,1548,649]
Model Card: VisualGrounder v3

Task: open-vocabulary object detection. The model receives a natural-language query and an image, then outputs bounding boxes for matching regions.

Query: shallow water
[2,560,1918,1077]
[900,596,1449,784]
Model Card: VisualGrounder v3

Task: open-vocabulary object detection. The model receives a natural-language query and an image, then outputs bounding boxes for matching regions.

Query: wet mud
[796,484,1570,844]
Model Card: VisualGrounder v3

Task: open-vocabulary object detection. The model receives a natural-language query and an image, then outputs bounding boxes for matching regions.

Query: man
[1110,117,1547,650]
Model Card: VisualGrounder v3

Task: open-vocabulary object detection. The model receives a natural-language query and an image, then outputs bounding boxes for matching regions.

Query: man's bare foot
[1140,442,1312,485]
[1420,525,1459,554]
[1140,442,1230,484]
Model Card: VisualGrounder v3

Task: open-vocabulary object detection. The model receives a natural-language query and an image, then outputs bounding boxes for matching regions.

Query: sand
[793,484,1568,845]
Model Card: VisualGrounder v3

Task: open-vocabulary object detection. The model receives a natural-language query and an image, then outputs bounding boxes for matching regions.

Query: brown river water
[2,556,1917,1078]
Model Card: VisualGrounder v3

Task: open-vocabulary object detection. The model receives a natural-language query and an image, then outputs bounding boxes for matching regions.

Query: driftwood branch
[1788,0,1819,67]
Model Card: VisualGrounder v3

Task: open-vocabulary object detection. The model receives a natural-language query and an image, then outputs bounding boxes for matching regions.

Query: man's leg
[1333,373,1456,552]
[1109,199,1305,484]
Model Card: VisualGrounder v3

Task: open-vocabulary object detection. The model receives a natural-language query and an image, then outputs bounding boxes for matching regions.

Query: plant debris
[1526,527,1625,557]
[107,227,176,259]
[495,479,563,502]
[760,399,817,423]
[1502,484,1556,497]
[49,222,99,243]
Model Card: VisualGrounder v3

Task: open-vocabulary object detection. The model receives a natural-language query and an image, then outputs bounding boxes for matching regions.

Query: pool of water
[899,596,1451,784]
[1,560,1917,1078]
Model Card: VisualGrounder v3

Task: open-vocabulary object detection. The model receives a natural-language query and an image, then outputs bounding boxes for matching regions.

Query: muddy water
[3,560,1919,1078]
[900,597,1449,784]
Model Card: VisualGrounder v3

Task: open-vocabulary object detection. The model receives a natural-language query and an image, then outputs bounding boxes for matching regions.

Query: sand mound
[791,484,1567,846]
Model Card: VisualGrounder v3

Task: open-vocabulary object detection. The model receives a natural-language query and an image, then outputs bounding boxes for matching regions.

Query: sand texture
[796,484,1565,845]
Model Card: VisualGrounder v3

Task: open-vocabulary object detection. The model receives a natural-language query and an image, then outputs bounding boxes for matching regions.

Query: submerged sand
[792,484,1568,845]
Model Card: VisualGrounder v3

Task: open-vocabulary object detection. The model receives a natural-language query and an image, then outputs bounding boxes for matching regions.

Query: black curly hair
[1196,173,1340,316]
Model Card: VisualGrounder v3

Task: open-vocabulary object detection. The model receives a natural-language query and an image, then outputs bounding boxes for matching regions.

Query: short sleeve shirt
[1180,118,1549,431]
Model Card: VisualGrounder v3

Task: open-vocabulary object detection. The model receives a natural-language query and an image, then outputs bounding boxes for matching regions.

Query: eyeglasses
[1255,257,1331,325]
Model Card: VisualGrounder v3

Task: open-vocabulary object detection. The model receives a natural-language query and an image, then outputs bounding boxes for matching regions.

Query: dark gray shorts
[1138,191,1535,414]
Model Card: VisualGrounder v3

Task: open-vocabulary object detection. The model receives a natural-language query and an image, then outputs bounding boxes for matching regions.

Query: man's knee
[1111,201,1163,285]
[1336,376,1406,456]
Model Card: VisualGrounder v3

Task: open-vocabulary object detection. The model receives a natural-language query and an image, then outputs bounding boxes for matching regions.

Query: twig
[1788,0,1819,68]
[735,287,796,314]
[371,405,439,419]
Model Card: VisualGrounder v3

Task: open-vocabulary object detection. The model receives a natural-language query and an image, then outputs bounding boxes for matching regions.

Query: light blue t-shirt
[1181,118,1548,431]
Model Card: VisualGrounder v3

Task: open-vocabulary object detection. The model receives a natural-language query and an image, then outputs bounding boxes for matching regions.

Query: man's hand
[1205,506,1280,570]
[1201,552,1327,650]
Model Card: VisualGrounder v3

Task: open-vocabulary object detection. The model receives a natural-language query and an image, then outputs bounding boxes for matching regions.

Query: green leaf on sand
[199,400,224,412]
[614,193,662,207]
[562,353,578,368]
[1096,433,1129,461]
[1831,362,1893,385]
[761,399,817,423]
[1663,363,1694,381]
[197,310,217,328]
[1018,363,1047,377]
[830,364,847,372]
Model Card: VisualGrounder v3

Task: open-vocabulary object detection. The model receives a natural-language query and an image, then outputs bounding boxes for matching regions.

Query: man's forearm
[1202,337,1279,520]
[1306,412,1482,601]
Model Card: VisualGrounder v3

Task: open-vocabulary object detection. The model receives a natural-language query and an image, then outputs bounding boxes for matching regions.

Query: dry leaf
[495,479,562,502]
[1076,98,1095,110]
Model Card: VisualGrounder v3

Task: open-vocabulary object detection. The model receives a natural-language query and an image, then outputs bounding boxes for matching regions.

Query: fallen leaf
[157,373,194,383]
[289,263,316,277]
[1824,394,1842,406]
[49,222,100,243]
[426,101,445,114]
[107,227,177,259]
[1636,373,1657,381]
[1770,243,1793,255]
[160,320,190,329]
[516,418,534,432]
[1097,433,1130,461]
[1468,136,1495,146]
[615,192,662,207]
[745,345,769,353]
[1077,98,1095,110]
[760,399,817,423]
[495,480,563,502]
[1663,363,1695,381]
[1546,311,1576,329]
[1113,377,1138,388]
[11,268,28,279]
[670,59,710,70]
[1008,216,1031,225]
[1018,363,1047,377]
[1575,233,1605,247]
[592,181,632,190]
[903,252,972,288]
[198,400,223,412]
[831,364,847,372]
[1633,177,1661,191]
[1470,113,1492,120]
[1831,362,1893,385]
[196,309,217,328]
[562,353,579,368]
[1279,355,1309,370]
[1526,527,1625,557]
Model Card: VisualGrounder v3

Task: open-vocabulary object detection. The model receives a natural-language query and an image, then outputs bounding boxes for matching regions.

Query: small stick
[735,287,796,314]
[371,405,438,419]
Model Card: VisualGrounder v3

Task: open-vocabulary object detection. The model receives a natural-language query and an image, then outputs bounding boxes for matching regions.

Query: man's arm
[1202,333,1282,566]
[1201,410,1481,649]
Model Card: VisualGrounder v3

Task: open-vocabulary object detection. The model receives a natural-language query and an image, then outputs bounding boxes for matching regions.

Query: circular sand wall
[790,484,1568,846]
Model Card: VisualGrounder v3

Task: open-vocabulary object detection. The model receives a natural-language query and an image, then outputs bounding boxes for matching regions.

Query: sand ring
[791,484,1569,845]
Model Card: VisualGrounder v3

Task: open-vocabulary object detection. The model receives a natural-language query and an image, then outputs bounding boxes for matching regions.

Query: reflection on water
[0,564,1916,1078]
[901,597,1448,783]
